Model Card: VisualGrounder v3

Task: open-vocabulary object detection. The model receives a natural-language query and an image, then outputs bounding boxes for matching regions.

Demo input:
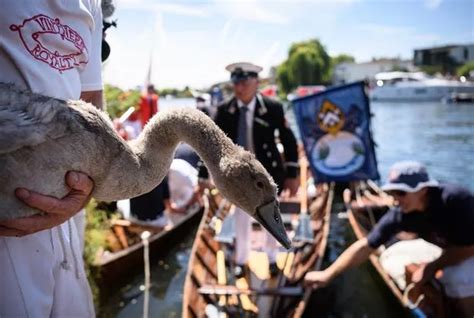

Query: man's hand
[283,177,299,197]
[197,178,213,195]
[304,270,333,289]
[0,171,94,237]
[411,262,437,286]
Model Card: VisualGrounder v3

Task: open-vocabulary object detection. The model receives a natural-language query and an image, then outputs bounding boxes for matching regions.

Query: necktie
[237,106,248,149]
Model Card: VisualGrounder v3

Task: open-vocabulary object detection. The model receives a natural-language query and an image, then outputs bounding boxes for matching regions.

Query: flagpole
[143,42,154,94]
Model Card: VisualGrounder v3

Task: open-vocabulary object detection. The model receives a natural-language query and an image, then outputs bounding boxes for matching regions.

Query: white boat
[369,71,474,102]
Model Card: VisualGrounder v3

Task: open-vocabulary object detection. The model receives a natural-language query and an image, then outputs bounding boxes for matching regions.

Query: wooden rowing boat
[182,183,334,317]
[345,180,448,317]
[92,202,204,290]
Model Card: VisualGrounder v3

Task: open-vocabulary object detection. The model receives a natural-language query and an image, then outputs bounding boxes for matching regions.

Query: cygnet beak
[255,199,291,249]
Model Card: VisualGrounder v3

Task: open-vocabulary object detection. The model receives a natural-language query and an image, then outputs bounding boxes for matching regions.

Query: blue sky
[103,0,473,90]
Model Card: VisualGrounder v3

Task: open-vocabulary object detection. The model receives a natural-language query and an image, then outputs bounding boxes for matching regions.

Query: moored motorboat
[182,181,334,318]
[369,72,474,102]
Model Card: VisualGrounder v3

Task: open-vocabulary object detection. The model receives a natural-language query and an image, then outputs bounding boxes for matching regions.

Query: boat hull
[92,204,204,294]
[370,84,474,102]
[182,184,334,317]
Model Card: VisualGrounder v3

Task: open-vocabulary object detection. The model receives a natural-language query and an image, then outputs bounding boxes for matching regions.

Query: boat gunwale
[182,183,334,317]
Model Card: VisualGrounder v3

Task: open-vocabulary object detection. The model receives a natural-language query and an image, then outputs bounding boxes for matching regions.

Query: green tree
[331,54,355,66]
[457,62,474,77]
[277,38,331,94]
[277,61,291,95]
[159,87,194,98]
[420,65,444,76]
[104,84,140,118]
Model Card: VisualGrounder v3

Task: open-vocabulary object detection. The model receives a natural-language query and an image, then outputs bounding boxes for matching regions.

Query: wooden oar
[198,285,303,297]
[214,205,236,244]
[216,249,228,308]
[294,157,314,244]
[272,157,313,316]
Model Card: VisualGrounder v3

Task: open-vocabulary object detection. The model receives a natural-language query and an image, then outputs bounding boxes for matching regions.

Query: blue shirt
[367,183,474,249]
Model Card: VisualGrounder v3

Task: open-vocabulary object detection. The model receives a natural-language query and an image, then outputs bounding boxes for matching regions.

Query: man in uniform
[199,62,299,278]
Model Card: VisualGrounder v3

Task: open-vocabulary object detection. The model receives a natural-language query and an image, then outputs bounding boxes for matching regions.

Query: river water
[99,99,474,317]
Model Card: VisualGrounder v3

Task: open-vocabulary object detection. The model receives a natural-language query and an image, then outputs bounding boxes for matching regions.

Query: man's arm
[412,187,474,284]
[304,238,374,288]
[436,245,474,268]
[81,90,104,110]
[412,245,474,285]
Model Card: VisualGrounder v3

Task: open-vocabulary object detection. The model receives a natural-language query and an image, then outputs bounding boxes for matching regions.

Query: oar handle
[119,106,136,124]
[300,157,308,214]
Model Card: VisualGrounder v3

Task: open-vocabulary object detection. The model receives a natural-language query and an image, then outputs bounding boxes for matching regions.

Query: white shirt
[0,0,103,100]
[123,119,142,140]
[236,95,256,153]
[168,159,198,209]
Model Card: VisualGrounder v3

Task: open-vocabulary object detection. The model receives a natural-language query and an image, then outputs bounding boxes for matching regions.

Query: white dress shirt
[236,96,256,153]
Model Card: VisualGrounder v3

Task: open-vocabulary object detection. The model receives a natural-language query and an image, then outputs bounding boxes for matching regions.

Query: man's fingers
[15,188,64,214]
[3,171,95,237]
[15,171,94,216]
[0,214,67,234]
[65,171,94,193]
[290,187,298,196]
[0,225,27,237]
[303,280,318,289]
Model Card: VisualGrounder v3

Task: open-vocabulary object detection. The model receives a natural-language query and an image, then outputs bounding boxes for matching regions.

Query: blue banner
[292,81,379,182]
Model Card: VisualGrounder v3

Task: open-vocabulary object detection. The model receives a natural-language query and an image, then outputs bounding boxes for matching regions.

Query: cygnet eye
[256,181,264,189]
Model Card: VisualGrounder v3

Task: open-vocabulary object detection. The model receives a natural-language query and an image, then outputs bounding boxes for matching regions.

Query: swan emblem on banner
[311,99,365,176]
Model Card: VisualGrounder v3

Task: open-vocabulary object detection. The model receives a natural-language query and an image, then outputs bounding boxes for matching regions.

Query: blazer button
[267,151,272,157]
[272,161,277,167]
[263,143,268,149]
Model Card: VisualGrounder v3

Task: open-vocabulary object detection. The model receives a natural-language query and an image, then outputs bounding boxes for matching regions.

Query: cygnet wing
[0,83,81,154]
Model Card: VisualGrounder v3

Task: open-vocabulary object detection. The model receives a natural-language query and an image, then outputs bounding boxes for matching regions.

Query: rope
[141,231,151,318]
[403,283,425,309]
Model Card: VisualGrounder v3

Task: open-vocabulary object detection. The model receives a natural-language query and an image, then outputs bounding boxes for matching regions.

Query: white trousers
[234,207,278,265]
[0,211,95,318]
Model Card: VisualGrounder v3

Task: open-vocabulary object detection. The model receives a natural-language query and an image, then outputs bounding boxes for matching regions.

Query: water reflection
[372,102,474,191]
[99,236,195,317]
[304,195,409,317]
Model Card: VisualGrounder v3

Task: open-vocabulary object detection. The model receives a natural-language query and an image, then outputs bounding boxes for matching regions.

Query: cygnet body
[0,83,290,248]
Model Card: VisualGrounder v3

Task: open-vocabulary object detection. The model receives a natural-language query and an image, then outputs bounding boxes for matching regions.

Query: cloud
[213,0,290,24]
[118,0,210,17]
[424,0,443,10]
[359,23,413,35]
[156,3,210,17]
[359,23,440,42]
[257,41,283,70]
[348,23,441,61]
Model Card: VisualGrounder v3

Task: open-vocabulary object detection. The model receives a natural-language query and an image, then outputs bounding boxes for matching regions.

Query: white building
[333,58,415,85]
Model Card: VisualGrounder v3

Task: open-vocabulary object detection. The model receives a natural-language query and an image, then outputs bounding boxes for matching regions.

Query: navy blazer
[198,94,299,191]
